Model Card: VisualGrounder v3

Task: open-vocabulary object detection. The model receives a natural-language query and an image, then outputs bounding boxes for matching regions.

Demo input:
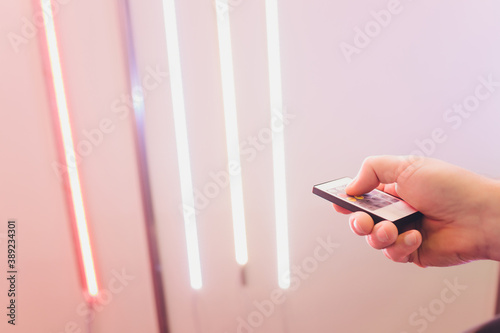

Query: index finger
[346,155,420,196]
[333,203,351,214]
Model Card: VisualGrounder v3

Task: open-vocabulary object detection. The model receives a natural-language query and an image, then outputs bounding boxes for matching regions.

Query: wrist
[481,178,500,262]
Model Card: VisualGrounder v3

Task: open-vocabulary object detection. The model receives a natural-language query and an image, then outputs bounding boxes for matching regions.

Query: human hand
[334,155,500,267]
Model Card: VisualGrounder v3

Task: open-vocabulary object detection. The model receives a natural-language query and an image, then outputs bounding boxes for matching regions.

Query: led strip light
[265,0,290,289]
[162,0,203,289]
[215,0,249,266]
[41,0,99,297]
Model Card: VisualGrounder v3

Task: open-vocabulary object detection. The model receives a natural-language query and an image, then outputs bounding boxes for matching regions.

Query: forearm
[481,178,500,261]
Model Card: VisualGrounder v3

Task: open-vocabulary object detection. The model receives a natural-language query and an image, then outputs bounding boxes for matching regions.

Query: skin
[333,155,500,267]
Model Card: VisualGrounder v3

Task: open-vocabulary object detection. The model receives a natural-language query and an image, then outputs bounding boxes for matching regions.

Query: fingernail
[349,217,358,233]
[353,219,361,233]
[382,248,393,260]
[376,226,389,242]
[404,233,417,246]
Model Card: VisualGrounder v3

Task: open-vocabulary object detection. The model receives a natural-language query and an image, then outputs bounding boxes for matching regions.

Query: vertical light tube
[161,0,203,289]
[41,0,99,297]
[265,0,290,289]
[215,0,249,266]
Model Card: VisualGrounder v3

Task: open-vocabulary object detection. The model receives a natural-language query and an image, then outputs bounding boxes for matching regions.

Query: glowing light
[265,0,290,289]
[41,0,98,297]
[162,0,203,289]
[215,0,249,266]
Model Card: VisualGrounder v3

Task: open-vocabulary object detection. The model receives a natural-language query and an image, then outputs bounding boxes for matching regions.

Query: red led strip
[40,0,99,297]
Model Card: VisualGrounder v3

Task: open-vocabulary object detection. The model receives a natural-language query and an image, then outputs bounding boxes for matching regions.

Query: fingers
[378,183,399,197]
[383,230,422,263]
[349,212,400,251]
[348,211,375,236]
[346,155,416,196]
[333,204,351,215]
[348,211,422,264]
[366,221,398,249]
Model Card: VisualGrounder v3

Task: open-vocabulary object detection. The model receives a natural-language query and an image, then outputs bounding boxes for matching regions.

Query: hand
[334,155,500,267]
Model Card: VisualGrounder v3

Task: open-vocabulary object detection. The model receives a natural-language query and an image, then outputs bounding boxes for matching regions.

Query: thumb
[346,155,416,196]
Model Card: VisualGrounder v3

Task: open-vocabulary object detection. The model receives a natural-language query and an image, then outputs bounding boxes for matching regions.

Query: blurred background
[1,0,500,332]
